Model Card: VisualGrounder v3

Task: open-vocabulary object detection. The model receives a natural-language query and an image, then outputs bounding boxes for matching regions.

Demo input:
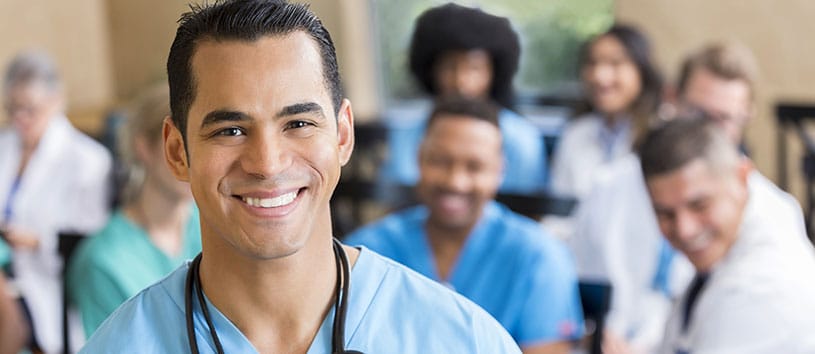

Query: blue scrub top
[345,201,584,347]
[381,106,548,194]
[80,247,520,353]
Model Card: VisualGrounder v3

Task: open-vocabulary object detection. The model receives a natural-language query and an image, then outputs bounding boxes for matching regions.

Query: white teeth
[242,191,297,208]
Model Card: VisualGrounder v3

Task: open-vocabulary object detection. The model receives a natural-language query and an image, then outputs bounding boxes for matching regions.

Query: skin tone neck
[425,216,478,281]
[199,216,360,353]
[123,173,190,257]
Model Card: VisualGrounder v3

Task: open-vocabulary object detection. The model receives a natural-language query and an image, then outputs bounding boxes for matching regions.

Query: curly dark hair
[408,3,520,109]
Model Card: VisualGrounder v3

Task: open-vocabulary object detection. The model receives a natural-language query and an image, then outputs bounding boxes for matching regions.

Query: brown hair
[677,42,759,102]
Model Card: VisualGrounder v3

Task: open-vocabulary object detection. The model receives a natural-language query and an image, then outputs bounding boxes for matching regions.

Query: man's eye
[217,127,244,136]
[286,121,312,129]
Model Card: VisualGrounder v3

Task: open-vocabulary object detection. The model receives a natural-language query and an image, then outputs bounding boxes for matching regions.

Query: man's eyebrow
[277,102,324,118]
[200,110,249,129]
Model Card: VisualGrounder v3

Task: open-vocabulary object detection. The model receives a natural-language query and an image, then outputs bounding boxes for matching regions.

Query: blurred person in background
[68,83,200,337]
[348,96,583,354]
[81,1,521,352]
[640,118,815,353]
[381,2,548,195]
[550,23,663,201]
[570,42,805,354]
[0,237,27,354]
[0,272,27,354]
[0,51,112,353]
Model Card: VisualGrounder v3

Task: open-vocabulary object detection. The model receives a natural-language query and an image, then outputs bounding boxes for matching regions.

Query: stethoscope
[184,238,363,354]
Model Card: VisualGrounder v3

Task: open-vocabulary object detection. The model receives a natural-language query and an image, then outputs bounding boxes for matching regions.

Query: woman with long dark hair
[551,24,663,200]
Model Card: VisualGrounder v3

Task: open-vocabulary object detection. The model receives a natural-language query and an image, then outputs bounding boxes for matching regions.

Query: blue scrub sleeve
[515,244,585,345]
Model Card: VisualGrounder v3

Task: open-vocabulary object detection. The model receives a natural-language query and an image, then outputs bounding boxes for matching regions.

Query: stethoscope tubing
[184,238,362,354]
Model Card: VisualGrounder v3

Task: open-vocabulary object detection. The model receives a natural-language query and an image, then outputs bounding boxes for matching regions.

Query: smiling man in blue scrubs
[346,96,584,354]
[80,1,520,353]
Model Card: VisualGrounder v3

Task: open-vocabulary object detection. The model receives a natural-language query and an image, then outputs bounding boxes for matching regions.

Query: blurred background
[1,0,814,204]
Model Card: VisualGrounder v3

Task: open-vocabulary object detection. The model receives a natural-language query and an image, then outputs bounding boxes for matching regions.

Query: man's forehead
[187,33,330,111]
[683,69,751,107]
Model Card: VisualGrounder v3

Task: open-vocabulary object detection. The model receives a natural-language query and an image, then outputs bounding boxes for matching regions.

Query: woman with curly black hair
[381,3,548,195]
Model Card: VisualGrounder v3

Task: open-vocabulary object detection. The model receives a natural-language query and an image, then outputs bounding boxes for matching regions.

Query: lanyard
[184,238,363,354]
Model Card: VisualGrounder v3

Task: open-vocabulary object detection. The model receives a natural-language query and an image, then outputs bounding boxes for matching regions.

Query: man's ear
[163,116,190,182]
[336,99,355,167]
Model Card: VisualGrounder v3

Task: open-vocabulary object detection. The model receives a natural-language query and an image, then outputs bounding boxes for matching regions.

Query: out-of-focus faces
[163,32,354,260]
[646,158,750,272]
[4,83,61,150]
[582,35,643,116]
[434,49,493,100]
[417,114,502,233]
[678,68,752,144]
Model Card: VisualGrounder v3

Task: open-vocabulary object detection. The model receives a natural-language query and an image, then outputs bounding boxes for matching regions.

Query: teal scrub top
[0,238,9,266]
[68,204,201,336]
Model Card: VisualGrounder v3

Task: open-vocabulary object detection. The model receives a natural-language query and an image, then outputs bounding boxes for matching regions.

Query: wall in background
[615,0,815,204]
[0,0,114,132]
[105,0,188,101]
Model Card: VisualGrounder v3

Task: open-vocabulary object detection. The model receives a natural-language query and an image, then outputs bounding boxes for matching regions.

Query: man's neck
[425,220,475,281]
[198,232,359,354]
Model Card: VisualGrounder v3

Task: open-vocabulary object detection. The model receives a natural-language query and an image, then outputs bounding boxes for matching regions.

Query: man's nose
[441,166,471,193]
[240,134,290,179]
[674,210,701,242]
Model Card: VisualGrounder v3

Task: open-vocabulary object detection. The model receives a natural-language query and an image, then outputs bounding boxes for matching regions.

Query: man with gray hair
[639,118,815,353]
[568,41,805,354]
[0,51,112,352]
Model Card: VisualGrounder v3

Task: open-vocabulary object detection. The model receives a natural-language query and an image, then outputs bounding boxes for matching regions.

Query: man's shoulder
[81,265,189,353]
[497,108,540,135]
[487,203,570,257]
[352,249,521,353]
[344,206,425,244]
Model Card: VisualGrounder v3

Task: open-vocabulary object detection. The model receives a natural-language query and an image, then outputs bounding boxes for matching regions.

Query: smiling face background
[647,158,749,272]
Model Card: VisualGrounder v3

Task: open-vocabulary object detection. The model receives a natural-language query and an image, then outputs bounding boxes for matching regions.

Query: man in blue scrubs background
[80,1,520,353]
[346,96,584,354]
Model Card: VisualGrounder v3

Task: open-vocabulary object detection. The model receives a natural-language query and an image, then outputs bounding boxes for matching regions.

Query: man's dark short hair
[409,3,520,109]
[426,96,500,132]
[639,117,735,179]
[167,0,342,141]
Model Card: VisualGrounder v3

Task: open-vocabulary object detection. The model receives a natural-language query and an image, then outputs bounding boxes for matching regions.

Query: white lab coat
[569,154,806,352]
[659,171,815,354]
[550,113,632,200]
[0,116,111,353]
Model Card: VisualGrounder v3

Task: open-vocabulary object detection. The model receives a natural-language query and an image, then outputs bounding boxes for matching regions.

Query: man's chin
[429,214,474,232]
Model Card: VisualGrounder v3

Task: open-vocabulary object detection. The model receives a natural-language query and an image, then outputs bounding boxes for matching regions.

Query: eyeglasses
[677,103,748,126]
[5,102,42,118]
